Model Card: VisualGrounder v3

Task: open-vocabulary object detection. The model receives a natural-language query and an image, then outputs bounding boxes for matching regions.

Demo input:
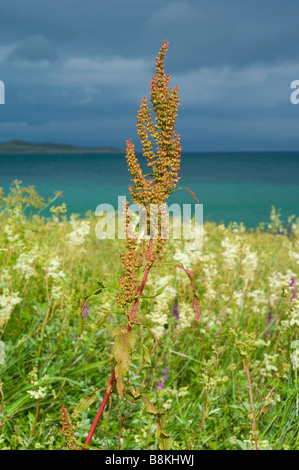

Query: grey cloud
[7,35,58,62]
[0,0,299,150]
[0,0,298,70]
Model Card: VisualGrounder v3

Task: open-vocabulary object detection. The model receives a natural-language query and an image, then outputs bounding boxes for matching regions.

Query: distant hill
[0,140,124,154]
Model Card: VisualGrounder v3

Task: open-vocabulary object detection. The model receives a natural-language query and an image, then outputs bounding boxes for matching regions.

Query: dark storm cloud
[1,0,298,69]
[0,0,299,150]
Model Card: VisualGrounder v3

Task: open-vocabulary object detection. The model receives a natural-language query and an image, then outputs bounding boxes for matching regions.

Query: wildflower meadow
[0,42,298,451]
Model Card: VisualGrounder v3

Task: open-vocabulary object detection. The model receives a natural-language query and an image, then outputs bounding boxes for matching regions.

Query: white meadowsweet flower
[146,276,177,339]
[45,258,66,280]
[173,249,194,271]
[290,299,299,327]
[242,247,258,281]
[248,289,268,314]
[0,288,22,328]
[233,291,244,310]
[202,260,218,299]
[221,236,242,270]
[259,354,279,378]
[51,284,64,300]
[268,270,296,307]
[14,249,38,279]
[4,224,20,243]
[176,302,194,330]
[0,270,12,289]
[231,222,246,233]
[27,386,47,400]
[289,246,299,265]
[67,217,90,248]
[150,322,167,340]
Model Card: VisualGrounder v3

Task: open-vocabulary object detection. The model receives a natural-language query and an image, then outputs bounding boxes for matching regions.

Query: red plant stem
[83,368,115,449]
[244,364,258,450]
[83,239,154,449]
[129,238,153,324]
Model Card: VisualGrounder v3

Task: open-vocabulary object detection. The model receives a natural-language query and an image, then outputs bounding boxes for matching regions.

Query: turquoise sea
[0,151,299,227]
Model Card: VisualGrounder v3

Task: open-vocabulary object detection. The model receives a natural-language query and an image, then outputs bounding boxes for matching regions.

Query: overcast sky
[0,0,299,151]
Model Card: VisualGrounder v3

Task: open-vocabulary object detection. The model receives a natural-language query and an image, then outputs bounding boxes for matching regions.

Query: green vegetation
[0,181,298,450]
[0,140,122,154]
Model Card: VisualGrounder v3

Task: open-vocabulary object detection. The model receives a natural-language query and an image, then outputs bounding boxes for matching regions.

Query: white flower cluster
[26,367,49,400]
[231,222,246,233]
[241,247,258,281]
[27,387,47,400]
[45,257,66,280]
[0,288,22,328]
[270,270,296,291]
[248,289,268,315]
[289,240,299,265]
[201,253,217,300]
[221,236,242,270]
[4,224,20,243]
[258,353,279,378]
[173,249,195,271]
[67,217,90,248]
[289,299,299,327]
[14,248,38,279]
[221,235,258,280]
[0,269,12,289]
[264,392,281,407]
[243,437,271,450]
[268,270,296,307]
[44,258,66,300]
[176,302,194,330]
[233,291,244,311]
[147,275,177,339]
[291,341,299,371]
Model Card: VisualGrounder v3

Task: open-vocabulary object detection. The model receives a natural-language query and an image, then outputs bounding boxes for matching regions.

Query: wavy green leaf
[113,330,137,397]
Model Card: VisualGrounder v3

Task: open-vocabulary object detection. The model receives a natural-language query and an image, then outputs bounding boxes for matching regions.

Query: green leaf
[125,387,142,402]
[233,439,249,450]
[72,389,99,418]
[142,394,161,415]
[113,330,137,397]
[125,387,161,416]
[141,285,166,299]
[83,281,105,304]
[134,321,159,343]
[138,341,151,364]
[68,360,107,376]
[78,282,106,336]
[156,416,173,450]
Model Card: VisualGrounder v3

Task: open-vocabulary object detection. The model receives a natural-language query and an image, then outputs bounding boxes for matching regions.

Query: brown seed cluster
[60,406,79,450]
[126,40,181,207]
[117,41,181,314]
[117,200,144,313]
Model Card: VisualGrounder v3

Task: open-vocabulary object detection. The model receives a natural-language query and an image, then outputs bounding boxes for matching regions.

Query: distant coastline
[0,140,124,155]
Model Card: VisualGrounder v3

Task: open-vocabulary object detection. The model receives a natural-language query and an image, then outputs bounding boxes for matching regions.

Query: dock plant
[80,40,199,450]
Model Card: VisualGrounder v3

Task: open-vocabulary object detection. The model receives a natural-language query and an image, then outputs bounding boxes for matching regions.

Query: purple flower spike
[267,311,273,324]
[155,369,171,392]
[290,277,296,301]
[157,381,164,390]
[82,303,90,321]
[172,301,179,320]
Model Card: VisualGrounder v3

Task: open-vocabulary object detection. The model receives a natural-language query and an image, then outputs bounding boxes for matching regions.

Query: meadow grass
[0,182,298,450]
